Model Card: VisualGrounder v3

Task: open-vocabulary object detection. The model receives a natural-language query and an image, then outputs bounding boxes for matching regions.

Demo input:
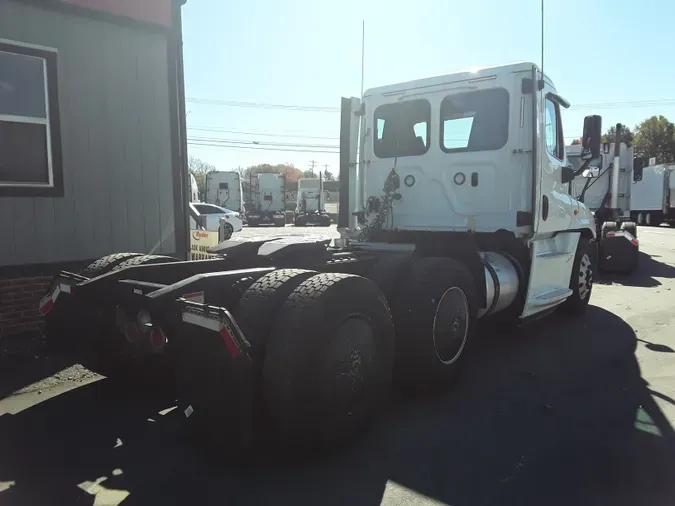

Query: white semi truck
[205,171,244,214]
[294,175,332,226]
[245,172,286,227]
[566,134,640,273]
[630,163,675,226]
[43,62,611,454]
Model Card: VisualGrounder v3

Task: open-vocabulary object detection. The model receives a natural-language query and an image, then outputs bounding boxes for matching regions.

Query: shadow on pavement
[599,251,675,288]
[0,306,673,506]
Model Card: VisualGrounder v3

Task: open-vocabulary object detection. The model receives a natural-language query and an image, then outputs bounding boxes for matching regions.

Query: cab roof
[363,61,554,98]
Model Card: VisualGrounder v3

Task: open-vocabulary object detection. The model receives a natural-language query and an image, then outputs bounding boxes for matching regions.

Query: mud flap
[172,301,255,453]
[599,231,639,273]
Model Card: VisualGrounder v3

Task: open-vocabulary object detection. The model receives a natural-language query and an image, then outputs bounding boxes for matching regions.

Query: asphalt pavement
[1,225,675,506]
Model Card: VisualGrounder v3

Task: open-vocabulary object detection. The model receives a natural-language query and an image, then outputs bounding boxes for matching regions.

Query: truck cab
[340,62,599,319]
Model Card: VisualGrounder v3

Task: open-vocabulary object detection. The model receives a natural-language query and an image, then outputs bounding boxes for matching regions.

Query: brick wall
[0,276,53,338]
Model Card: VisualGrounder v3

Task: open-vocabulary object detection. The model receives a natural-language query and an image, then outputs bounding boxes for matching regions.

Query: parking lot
[2,225,675,506]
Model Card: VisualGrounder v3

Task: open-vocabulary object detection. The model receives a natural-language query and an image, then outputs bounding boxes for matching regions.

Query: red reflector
[151,329,166,348]
[606,232,616,238]
[631,239,639,247]
[124,322,141,343]
[39,298,54,316]
[219,327,241,358]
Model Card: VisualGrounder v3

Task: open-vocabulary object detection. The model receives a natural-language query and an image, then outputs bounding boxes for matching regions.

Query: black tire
[391,257,477,393]
[367,254,414,307]
[274,219,286,228]
[234,269,317,364]
[559,237,594,315]
[111,254,179,272]
[262,273,394,449]
[221,223,234,240]
[294,216,307,227]
[80,252,144,278]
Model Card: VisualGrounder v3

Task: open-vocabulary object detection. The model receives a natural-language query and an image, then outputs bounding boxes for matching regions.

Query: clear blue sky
[182,0,675,175]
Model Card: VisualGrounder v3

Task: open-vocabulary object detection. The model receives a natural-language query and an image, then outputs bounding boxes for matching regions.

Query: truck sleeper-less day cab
[566,140,641,273]
[40,62,602,454]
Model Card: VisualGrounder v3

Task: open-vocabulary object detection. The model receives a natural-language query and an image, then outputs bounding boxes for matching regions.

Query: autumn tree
[570,138,582,145]
[633,116,675,164]
[323,170,336,181]
[242,163,302,182]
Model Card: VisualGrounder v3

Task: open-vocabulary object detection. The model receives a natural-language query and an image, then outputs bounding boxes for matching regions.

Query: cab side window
[544,98,564,160]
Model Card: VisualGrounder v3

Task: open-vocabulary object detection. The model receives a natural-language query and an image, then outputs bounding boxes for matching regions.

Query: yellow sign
[190,229,221,260]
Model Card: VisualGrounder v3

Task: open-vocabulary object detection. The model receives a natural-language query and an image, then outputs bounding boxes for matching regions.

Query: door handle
[471,172,478,187]
[542,195,549,221]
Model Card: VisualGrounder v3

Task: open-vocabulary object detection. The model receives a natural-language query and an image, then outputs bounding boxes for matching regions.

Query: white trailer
[630,164,675,226]
[246,172,286,227]
[294,175,332,226]
[205,171,244,213]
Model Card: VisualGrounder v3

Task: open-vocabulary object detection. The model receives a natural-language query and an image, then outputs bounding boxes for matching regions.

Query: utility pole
[309,160,317,175]
[323,164,329,173]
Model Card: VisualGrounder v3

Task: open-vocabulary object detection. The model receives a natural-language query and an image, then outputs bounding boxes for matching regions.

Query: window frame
[439,87,510,154]
[0,39,63,197]
[544,97,565,161]
[373,99,431,159]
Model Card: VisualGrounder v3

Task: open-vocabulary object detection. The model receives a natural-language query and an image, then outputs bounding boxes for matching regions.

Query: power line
[188,136,338,149]
[569,99,675,110]
[186,97,340,112]
[188,141,338,154]
[188,126,338,140]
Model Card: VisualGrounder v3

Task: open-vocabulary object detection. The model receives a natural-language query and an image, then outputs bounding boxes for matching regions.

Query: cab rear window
[374,99,430,159]
[440,88,509,153]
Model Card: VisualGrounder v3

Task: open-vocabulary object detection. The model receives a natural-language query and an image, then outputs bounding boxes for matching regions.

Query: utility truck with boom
[41,62,603,455]
[630,162,675,226]
[205,171,245,214]
[245,172,286,227]
[566,126,640,274]
[294,174,332,226]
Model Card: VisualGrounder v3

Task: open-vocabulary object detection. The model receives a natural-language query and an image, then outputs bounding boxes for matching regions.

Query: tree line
[188,157,336,198]
[570,115,675,164]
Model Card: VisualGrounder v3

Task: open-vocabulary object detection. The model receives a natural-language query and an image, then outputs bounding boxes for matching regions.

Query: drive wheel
[559,237,594,315]
[263,273,394,449]
[391,257,477,393]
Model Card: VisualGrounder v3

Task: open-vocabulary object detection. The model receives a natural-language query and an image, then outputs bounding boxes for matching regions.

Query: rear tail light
[150,328,167,350]
[123,322,141,343]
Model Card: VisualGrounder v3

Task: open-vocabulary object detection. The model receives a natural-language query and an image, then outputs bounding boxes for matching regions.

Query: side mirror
[562,165,576,184]
[582,115,602,159]
[633,156,645,182]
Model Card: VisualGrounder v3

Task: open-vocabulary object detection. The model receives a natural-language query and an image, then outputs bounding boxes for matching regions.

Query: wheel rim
[321,315,376,419]
[637,213,644,225]
[224,224,233,239]
[578,253,593,300]
[432,287,470,365]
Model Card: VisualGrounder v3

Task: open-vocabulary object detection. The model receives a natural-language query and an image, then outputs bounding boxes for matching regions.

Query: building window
[0,41,62,197]
[440,88,509,153]
[374,99,430,159]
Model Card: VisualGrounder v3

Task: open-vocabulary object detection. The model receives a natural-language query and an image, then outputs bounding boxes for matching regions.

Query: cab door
[523,78,580,318]
[533,88,575,236]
